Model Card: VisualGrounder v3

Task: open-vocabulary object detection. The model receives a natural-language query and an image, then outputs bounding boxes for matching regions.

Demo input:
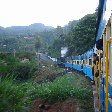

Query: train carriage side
[65,57,73,69]
[83,49,94,80]
[95,0,112,111]
[72,55,83,71]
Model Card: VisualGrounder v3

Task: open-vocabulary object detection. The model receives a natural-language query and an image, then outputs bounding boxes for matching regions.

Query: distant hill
[0,23,55,53]
[29,23,54,30]
[5,23,54,32]
[0,20,79,54]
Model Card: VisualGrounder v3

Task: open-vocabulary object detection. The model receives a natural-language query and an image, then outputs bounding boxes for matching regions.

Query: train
[58,0,112,112]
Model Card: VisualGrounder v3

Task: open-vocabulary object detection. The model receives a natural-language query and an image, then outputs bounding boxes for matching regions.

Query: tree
[35,36,41,52]
[0,38,19,53]
[48,38,62,58]
[65,12,97,56]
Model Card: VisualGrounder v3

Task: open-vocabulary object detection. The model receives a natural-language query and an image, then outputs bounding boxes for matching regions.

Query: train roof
[96,0,112,42]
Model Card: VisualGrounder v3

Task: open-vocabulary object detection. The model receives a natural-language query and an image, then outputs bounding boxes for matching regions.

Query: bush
[14,64,31,80]
[13,60,39,81]
[0,77,35,112]
[35,74,93,102]
[16,52,36,61]
[0,52,39,80]
[0,53,19,76]
[0,72,93,112]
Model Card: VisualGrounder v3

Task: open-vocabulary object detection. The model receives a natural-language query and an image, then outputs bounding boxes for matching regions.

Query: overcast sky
[0,0,99,28]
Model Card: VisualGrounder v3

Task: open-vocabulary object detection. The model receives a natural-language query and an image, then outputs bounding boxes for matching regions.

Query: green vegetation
[65,13,97,55]
[0,78,33,112]
[0,52,93,111]
[0,10,96,112]
[48,26,66,58]
[0,52,38,80]
[35,36,42,52]
[0,11,97,56]
[0,23,55,53]
[48,11,97,57]
[36,74,92,101]
[35,74,93,112]
[0,73,93,112]
[0,52,39,112]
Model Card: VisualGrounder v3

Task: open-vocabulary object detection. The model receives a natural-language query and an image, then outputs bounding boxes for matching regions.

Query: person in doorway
[92,53,99,84]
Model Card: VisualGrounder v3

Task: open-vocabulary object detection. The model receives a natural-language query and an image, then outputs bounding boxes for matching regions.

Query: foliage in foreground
[34,73,94,111]
[35,74,93,102]
[0,77,35,112]
[0,73,94,112]
[0,52,39,81]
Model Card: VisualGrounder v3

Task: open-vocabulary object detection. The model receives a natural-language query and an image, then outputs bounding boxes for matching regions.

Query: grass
[34,73,94,111]
[35,73,92,101]
[0,70,94,112]
[0,77,35,112]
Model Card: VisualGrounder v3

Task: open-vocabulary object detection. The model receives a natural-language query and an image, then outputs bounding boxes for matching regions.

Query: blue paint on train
[65,62,93,80]
[96,0,112,41]
[100,78,112,111]
[65,63,82,71]
[65,63,72,68]
[100,77,105,112]
[72,64,82,71]
[104,79,112,97]
[108,101,112,112]
[83,66,93,80]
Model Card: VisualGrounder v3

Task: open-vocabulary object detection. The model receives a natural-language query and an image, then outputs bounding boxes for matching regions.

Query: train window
[86,60,87,64]
[77,61,79,64]
[82,60,84,64]
[89,59,92,66]
[85,60,88,65]
[101,58,103,72]
[73,61,75,64]
[73,60,75,64]
[79,61,81,64]
[84,60,87,65]
[84,60,86,65]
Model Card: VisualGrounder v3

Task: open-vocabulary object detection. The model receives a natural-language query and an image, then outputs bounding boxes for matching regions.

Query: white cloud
[0,0,99,27]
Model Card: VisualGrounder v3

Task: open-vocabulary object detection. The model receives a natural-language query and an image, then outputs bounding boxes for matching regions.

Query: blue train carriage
[72,55,82,71]
[65,55,83,71]
[64,56,73,69]
[95,0,112,111]
[82,49,94,80]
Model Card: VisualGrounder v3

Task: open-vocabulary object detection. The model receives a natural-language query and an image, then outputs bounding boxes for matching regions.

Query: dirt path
[32,98,79,112]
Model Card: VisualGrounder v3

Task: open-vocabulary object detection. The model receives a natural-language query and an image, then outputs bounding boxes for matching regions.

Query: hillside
[5,23,54,33]
[0,23,54,53]
[0,20,79,54]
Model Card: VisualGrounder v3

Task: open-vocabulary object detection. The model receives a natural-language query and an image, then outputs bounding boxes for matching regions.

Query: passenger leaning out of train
[92,53,99,78]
